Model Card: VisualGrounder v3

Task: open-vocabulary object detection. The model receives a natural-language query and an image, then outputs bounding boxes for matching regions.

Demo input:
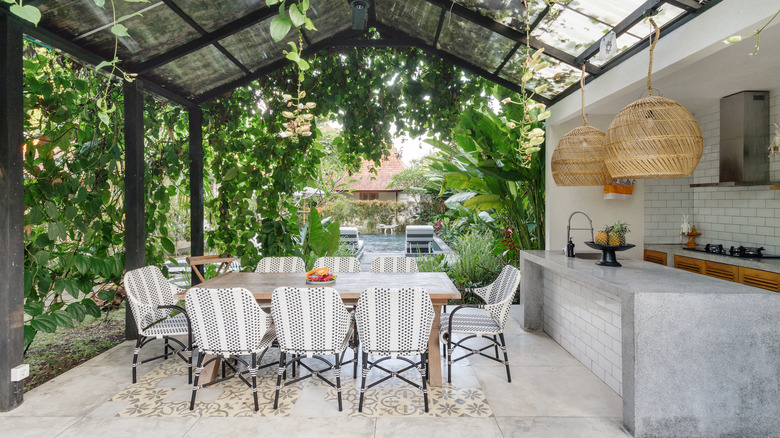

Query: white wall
[545,115,645,259]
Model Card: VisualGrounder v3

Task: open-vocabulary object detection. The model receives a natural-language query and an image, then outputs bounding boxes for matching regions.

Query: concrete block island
[519,250,780,438]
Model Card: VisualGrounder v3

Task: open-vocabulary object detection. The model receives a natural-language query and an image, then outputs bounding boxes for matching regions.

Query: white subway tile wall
[644,91,780,252]
[542,270,622,395]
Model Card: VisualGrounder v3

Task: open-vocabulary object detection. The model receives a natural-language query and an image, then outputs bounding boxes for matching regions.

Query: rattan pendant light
[551,65,611,186]
[605,19,702,179]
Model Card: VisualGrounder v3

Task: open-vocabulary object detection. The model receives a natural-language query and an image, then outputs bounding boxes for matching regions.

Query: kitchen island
[519,250,780,438]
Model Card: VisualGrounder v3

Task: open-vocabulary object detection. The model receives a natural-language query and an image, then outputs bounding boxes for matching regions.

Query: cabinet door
[674,255,705,274]
[738,267,780,292]
[704,260,738,282]
[644,250,667,266]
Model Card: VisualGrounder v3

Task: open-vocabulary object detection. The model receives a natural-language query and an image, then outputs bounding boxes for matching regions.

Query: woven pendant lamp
[605,19,702,179]
[551,65,611,186]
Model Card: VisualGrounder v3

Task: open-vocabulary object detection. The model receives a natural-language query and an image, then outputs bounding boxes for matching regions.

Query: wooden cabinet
[704,260,739,282]
[644,250,667,266]
[738,267,780,292]
[674,255,705,274]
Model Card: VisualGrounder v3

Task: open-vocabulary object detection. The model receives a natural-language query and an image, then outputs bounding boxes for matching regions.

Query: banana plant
[298,206,341,268]
[428,103,546,257]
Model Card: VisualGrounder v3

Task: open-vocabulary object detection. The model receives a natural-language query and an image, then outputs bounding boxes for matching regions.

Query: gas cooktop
[684,243,780,259]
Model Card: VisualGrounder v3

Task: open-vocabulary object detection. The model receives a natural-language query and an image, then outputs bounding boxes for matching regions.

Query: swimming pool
[360,233,441,252]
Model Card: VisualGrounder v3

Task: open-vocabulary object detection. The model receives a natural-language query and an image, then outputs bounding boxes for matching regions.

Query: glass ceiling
[28,0,701,104]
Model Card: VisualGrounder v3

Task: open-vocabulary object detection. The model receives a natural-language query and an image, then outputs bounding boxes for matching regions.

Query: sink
[574,252,602,260]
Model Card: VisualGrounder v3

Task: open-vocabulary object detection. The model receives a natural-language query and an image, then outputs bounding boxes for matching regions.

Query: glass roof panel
[307,0,353,44]
[499,47,582,99]
[454,0,546,33]
[175,0,266,33]
[376,0,442,45]
[625,4,686,39]
[589,32,640,66]
[148,45,245,97]
[565,0,646,27]
[533,4,610,56]
[437,12,516,72]
[219,19,302,72]
[38,0,155,40]
[74,4,201,64]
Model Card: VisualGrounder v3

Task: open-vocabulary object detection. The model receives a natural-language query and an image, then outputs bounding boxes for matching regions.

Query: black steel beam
[528,5,550,32]
[494,41,521,76]
[132,5,279,75]
[574,0,665,66]
[159,0,249,74]
[0,12,25,412]
[188,108,204,286]
[123,80,145,340]
[665,0,702,11]
[432,8,446,47]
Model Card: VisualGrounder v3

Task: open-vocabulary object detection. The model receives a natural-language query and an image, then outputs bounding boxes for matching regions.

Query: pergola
[0,0,720,411]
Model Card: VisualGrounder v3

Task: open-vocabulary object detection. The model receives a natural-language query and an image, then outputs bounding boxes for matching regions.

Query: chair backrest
[124,266,179,331]
[186,287,271,355]
[313,256,361,273]
[369,256,419,273]
[355,287,433,355]
[271,287,351,355]
[475,265,521,328]
[255,256,306,273]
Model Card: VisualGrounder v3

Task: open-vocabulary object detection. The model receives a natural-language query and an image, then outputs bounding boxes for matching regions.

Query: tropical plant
[448,232,506,301]
[299,207,341,269]
[416,254,447,273]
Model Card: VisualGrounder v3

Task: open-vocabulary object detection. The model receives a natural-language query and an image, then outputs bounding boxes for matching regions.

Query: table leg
[199,354,221,385]
[428,304,443,387]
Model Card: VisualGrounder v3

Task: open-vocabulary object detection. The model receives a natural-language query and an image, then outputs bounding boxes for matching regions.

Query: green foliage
[320,199,409,229]
[299,207,340,269]
[448,232,506,291]
[416,254,447,273]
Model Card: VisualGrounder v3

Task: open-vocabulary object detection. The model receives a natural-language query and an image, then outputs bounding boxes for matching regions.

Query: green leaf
[97,290,115,302]
[94,59,116,71]
[444,191,477,209]
[285,51,301,62]
[98,110,111,126]
[92,0,105,7]
[44,201,58,219]
[160,236,175,254]
[289,3,305,26]
[304,17,317,31]
[463,194,505,212]
[297,58,310,70]
[74,254,89,275]
[266,0,281,5]
[270,16,293,42]
[67,303,86,323]
[24,325,36,347]
[24,301,44,317]
[110,23,130,37]
[47,221,66,241]
[29,206,43,224]
[52,310,74,328]
[10,4,42,26]
[30,315,57,333]
[223,167,239,181]
[65,205,79,220]
[82,298,102,318]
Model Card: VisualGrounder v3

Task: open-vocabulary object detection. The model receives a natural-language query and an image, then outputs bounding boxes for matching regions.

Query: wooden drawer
[674,255,705,274]
[738,267,780,292]
[704,260,738,282]
[644,250,667,266]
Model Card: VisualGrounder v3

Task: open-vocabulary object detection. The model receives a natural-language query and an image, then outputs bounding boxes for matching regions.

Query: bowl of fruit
[585,221,635,267]
[305,267,337,285]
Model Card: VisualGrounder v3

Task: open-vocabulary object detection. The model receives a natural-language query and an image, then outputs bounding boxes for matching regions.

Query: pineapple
[608,221,630,246]
[595,228,609,245]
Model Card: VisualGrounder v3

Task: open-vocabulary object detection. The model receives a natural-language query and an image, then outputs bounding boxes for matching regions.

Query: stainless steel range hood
[691,91,773,187]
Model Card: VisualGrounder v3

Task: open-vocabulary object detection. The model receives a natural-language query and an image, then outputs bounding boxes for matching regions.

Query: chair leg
[492,335,500,360]
[335,352,343,412]
[358,352,369,413]
[251,353,259,412]
[132,337,142,383]
[274,352,286,410]
[499,333,511,383]
[447,333,453,384]
[189,352,205,410]
[164,338,170,359]
[187,332,193,384]
[421,352,429,413]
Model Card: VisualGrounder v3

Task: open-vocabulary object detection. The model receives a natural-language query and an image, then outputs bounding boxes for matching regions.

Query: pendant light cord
[580,64,587,126]
[647,18,659,97]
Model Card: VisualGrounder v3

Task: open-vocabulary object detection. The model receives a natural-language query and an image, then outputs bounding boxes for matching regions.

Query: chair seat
[200,328,277,356]
[440,309,501,336]
[142,313,191,337]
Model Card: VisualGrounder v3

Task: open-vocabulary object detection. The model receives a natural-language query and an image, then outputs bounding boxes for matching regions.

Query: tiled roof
[340,148,406,192]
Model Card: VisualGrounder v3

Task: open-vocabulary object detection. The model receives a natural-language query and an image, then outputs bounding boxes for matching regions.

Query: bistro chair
[369,256,419,273]
[124,266,193,384]
[271,286,356,411]
[255,256,306,273]
[313,256,362,273]
[186,287,276,411]
[440,264,521,383]
[355,287,434,412]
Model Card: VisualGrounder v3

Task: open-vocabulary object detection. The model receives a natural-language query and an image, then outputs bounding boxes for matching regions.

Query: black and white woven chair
[271,286,355,411]
[355,287,434,412]
[255,256,306,273]
[369,256,419,273]
[313,256,362,273]
[124,266,193,384]
[440,264,521,383]
[186,287,276,411]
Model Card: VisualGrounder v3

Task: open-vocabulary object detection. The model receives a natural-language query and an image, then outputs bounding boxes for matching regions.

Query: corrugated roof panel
[147,45,245,97]
[376,0,441,45]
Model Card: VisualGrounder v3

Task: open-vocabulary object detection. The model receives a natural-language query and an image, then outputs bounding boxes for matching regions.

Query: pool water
[360,233,441,252]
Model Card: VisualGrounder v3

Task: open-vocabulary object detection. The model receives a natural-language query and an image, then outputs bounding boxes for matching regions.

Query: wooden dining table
[178,271,461,387]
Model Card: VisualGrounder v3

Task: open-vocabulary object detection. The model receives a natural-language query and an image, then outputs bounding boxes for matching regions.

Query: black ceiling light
[349,0,372,30]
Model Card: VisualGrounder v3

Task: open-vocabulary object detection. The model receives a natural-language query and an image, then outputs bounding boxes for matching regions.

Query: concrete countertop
[645,243,780,274]
[520,250,773,300]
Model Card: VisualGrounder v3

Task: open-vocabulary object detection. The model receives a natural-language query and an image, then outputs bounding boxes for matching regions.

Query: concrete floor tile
[184,416,376,437]
[375,417,503,438]
[58,417,198,438]
[289,386,353,417]
[0,416,79,437]
[495,416,631,438]
[84,400,131,418]
[166,387,224,402]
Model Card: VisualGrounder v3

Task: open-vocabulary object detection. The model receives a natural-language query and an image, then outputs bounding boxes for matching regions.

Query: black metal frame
[131,304,193,384]
[443,304,511,383]
[273,349,355,412]
[189,349,276,412]
[358,352,429,413]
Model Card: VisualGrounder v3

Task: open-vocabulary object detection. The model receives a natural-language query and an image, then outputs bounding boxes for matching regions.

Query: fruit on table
[606,221,630,246]
[595,229,609,245]
[306,267,337,282]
